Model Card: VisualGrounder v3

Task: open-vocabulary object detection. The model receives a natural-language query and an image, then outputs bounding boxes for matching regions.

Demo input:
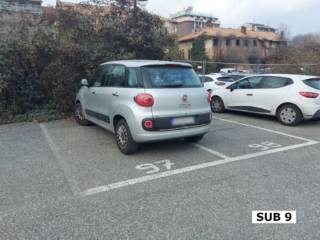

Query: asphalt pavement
[0,112,319,239]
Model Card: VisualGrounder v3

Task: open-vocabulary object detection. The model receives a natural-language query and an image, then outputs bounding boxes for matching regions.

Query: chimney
[241,26,247,34]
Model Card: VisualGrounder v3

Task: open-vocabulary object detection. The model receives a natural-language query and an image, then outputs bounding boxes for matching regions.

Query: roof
[100,60,192,68]
[178,27,284,42]
[251,74,319,80]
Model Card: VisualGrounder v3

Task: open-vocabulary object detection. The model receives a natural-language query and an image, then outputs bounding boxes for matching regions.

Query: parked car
[210,74,320,126]
[199,74,236,92]
[220,68,236,74]
[75,60,212,154]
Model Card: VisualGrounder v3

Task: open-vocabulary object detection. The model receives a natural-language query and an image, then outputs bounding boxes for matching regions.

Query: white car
[199,74,236,92]
[210,74,320,126]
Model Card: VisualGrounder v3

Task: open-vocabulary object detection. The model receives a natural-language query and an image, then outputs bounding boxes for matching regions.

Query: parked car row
[75,60,319,154]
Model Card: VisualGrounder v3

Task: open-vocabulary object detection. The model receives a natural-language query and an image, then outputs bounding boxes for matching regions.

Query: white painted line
[191,143,229,159]
[40,123,79,194]
[213,116,317,143]
[80,140,318,197]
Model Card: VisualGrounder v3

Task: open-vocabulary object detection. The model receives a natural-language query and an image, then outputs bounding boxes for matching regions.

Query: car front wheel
[277,104,303,126]
[115,119,139,154]
[74,102,91,126]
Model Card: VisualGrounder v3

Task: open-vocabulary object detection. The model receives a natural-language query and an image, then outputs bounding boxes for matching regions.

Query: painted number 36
[136,160,174,174]
[248,141,282,151]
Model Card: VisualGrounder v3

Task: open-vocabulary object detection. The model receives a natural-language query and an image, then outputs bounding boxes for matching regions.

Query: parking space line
[80,140,318,197]
[40,123,79,195]
[191,143,229,159]
[213,117,317,143]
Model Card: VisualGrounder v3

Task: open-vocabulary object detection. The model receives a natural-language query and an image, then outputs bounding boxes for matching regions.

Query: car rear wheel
[184,134,205,142]
[115,119,139,155]
[277,104,303,126]
[211,96,225,113]
[74,102,91,126]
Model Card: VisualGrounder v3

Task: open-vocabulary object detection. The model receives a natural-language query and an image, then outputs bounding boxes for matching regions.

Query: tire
[211,96,225,113]
[184,134,205,142]
[74,102,91,126]
[115,119,139,154]
[277,104,303,126]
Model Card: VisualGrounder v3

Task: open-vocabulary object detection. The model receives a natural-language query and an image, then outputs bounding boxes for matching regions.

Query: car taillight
[215,81,226,86]
[134,93,154,107]
[299,92,319,98]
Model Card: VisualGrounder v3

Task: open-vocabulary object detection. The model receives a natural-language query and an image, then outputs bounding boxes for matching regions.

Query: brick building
[178,26,286,61]
[164,7,220,38]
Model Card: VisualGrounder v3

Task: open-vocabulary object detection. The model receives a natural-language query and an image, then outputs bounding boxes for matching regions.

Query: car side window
[127,68,139,87]
[90,65,110,87]
[247,76,264,88]
[260,76,293,88]
[236,79,252,89]
[106,65,126,87]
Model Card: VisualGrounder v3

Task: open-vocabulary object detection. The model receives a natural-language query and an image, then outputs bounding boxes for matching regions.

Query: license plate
[172,117,195,126]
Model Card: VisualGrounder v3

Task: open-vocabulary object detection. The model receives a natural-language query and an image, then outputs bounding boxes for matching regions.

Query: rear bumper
[143,113,211,131]
[133,124,211,143]
[312,110,320,120]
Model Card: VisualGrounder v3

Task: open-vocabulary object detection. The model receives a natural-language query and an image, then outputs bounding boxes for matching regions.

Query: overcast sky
[43,0,320,36]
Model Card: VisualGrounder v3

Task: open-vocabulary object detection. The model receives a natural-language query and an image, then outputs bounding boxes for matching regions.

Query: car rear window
[303,78,320,90]
[217,77,235,82]
[141,65,202,88]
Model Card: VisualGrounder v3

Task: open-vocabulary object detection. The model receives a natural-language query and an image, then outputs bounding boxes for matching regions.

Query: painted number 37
[136,160,174,174]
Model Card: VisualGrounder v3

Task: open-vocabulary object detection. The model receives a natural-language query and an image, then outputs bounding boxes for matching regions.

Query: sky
[42,0,320,36]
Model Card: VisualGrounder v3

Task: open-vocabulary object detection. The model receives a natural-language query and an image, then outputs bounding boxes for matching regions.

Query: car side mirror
[81,79,88,87]
[229,85,235,92]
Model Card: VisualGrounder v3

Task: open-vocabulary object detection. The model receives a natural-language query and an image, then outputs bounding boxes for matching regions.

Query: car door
[224,77,262,110]
[82,65,106,121]
[82,64,112,128]
[253,76,294,114]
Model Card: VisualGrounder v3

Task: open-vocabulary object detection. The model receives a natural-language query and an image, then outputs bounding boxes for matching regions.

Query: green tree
[191,34,208,61]
[0,0,172,123]
[165,37,184,60]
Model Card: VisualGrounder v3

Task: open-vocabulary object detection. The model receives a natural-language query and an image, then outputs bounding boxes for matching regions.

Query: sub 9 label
[252,211,296,224]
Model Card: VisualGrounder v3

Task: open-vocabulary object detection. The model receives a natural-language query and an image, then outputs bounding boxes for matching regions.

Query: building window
[188,49,192,60]
[244,40,249,47]
[236,39,241,46]
[253,40,257,47]
[213,38,219,46]
[226,39,231,46]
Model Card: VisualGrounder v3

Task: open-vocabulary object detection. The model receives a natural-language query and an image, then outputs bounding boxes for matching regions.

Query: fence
[174,60,319,76]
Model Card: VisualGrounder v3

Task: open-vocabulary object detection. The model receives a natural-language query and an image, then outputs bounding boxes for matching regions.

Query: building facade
[178,26,286,62]
[166,7,220,37]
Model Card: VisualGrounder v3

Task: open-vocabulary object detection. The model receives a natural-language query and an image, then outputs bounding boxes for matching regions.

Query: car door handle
[246,93,253,96]
[112,92,119,97]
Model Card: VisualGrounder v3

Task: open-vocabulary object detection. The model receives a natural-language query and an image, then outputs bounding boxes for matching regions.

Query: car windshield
[217,77,235,82]
[304,78,320,90]
[229,75,246,81]
[141,65,202,88]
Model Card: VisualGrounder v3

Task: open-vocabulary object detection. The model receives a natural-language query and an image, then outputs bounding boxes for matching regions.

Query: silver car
[75,60,212,154]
